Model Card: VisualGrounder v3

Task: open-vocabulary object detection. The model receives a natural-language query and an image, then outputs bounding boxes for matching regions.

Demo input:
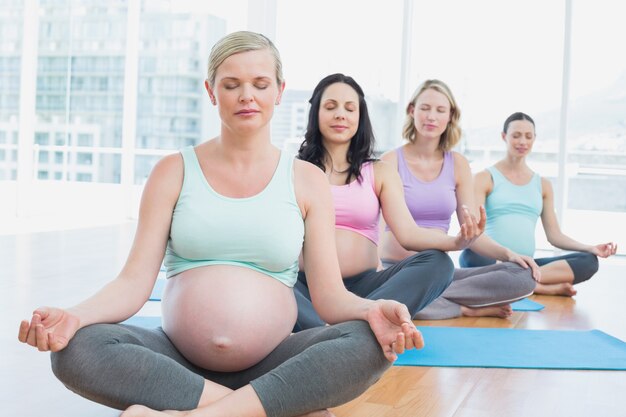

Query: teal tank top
[484,166,543,257]
[164,146,304,287]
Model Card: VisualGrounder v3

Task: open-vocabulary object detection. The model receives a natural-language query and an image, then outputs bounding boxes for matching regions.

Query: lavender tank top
[396,148,457,233]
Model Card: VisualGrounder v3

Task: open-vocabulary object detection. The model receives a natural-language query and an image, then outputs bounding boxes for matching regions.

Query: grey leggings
[413,262,536,320]
[50,320,389,417]
[294,250,454,331]
[459,249,599,285]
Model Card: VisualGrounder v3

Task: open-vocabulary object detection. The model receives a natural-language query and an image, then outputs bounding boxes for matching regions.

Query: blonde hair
[207,31,284,87]
[402,79,461,151]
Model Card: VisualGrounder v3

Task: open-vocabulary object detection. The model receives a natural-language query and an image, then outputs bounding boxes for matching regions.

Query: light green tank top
[484,166,543,257]
[164,146,304,287]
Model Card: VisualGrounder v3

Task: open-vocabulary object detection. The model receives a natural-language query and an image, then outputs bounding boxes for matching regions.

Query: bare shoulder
[474,169,493,193]
[372,159,402,197]
[451,151,471,178]
[145,152,184,195]
[380,148,399,165]
[474,168,492,181]
[451,150,470,167]
[540,176,553,197]
[130,152,184,224]
[152,152,183,175]
[372,158,397,180]
[293,159,329,213]
[294,158,326,186]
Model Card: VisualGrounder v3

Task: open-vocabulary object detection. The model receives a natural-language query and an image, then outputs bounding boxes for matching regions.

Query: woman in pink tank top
[294,74,485,331]
[380,80,540,319]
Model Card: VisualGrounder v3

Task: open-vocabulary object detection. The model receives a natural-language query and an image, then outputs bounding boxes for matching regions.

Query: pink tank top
[396,148,457,233]
[331,162,380,244]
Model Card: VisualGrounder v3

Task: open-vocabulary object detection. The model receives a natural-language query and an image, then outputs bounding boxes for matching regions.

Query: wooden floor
[2,223,625,417]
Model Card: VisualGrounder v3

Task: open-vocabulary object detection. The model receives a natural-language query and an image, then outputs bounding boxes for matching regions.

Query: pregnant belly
[161,264,297,371]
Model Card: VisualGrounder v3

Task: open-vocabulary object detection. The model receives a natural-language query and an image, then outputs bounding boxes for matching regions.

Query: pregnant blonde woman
[18,31,421,417]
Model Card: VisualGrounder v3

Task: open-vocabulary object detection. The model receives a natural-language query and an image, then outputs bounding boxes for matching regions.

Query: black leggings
[459,248,599,285]
[294,250,455,331]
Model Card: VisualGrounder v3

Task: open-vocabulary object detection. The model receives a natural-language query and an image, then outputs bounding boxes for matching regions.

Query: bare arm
[459,158,539,277]
[294,160,422,361]
[540,177,617,257]
[455,157,510,260]
[376,160,483,252]
[19,153,183,351]
[295,161,365,322]
[68,154,182,325]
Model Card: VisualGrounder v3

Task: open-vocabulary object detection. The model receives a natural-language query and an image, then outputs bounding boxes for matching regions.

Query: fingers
[400,322,413,350]
[525,257,542,282]
[596,242,617,258]
[36,324,50,351]
[532,266,542,283]
[403,323,424,350]
[395,303,412,323]
[412,328,425,350]
[606,242,617,256]
[461,206,475,238]
[468,205,480,237]
[20,314,52,351]
[25,313,42,347]
[18,320,29,343]
[512,256,529,269]
[393,332,406,355]
[477,205,487,232]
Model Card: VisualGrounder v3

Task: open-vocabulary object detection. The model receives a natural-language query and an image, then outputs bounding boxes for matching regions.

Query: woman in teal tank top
[18,32,423,417]
[461,112,617,296]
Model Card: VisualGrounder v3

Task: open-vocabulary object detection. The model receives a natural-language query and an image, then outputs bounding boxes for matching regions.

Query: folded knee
[419,250,454,274]
[338,320,389,370]
[51,333,90,388]
[51,324,121,388]
[583,253,599,274]
[502,263,536,292]
[572,253,599,284]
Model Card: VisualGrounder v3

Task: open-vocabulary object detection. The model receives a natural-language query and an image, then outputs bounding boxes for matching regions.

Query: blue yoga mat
[122,316,162,328]
[511,298,544,311]
[395,326,626,370]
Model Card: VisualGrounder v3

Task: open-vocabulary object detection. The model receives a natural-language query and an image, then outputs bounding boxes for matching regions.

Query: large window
[0,0,22,181]
[1,0,624,248]
[407,1,564,165]
[561,1,626,245]
[274,0,404,151]
[34,0,128,184]
[132,0,238,184]
[407,1,566,248]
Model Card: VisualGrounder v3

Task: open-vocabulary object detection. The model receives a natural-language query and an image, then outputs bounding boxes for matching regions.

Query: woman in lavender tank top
[380,80,539,319]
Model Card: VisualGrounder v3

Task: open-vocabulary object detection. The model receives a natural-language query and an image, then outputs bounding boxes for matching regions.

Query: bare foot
[461,304,513,318]
[297,410,336,417]
[122,405,332,417]
[534,282,577,296]
[121,405,186,417]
